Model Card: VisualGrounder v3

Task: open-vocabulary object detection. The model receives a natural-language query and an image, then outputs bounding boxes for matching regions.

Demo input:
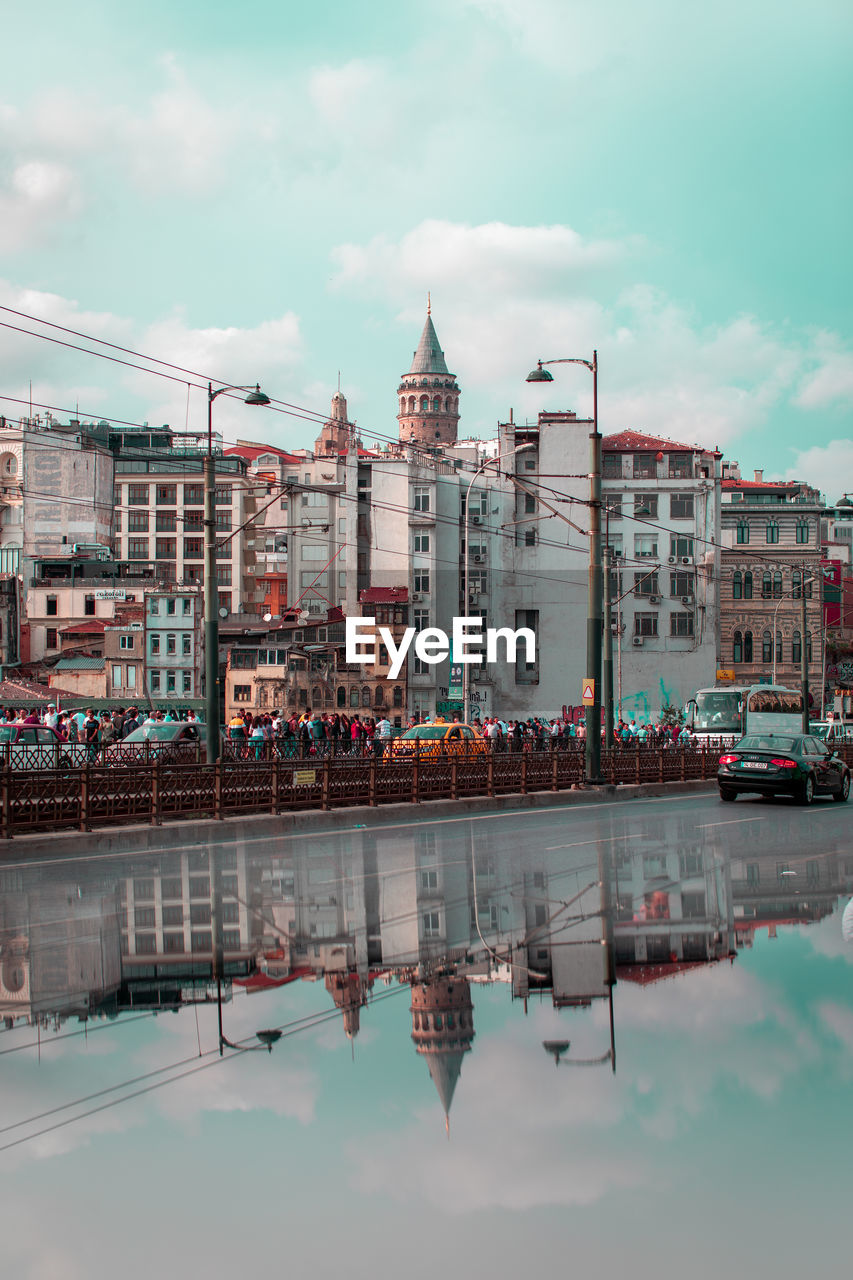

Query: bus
[684,685,804,744]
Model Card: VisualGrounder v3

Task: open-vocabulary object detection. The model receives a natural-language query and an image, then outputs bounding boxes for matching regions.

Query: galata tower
[397,302,460,446]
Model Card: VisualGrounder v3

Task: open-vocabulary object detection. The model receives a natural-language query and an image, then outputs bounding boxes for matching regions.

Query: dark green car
[718,733,851,805]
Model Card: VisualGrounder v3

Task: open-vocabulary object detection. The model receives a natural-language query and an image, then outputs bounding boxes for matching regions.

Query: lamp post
[527,352,601,782]
[205,382,270,763]
[770,570,814,686]
[462,444,534,720]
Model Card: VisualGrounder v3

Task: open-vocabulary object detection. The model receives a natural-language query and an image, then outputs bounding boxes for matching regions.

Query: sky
[1,0,852,499]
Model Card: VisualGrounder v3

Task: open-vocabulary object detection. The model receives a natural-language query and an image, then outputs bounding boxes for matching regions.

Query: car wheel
[798,773,815,806]
[719,787,737,802]
[833,772,850,803]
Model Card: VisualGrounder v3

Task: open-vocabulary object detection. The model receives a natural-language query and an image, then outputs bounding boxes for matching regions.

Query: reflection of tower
[325,970,371,1039]
[397,303,460,446]
[410,975,474,1128]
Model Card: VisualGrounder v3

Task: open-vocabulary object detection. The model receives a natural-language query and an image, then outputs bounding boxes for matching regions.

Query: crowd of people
[0,705,198,757]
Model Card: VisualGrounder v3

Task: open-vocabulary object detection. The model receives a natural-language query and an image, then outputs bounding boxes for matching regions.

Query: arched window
[432,397,441,412]
[445,396,453,412]
[791,630,801,663]
[733,630,743,663]
[773,571,783,598]
[805,575,813,598]
[762,571,772,598]
[336,686,346,708]
[350,686,360,708]
[374,685,384,707]
[743,571,753,599]
[743,630,753,662]
[766,521,779,544]
[762,630,773,663]
[806,631,813,661]
[419,395,429,412]
[1,454,17,477]
[796,520,810,544]
[392,685,403,707]
[361,686,371,707]
[792,569,802,599]
[776,631,783,663]
[408,396,415,413]
[732,571,742,600]
[399,398,405,415]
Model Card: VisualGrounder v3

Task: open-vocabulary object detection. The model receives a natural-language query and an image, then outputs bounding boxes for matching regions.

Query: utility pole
[801,560,810,733]
[603,541,614,749]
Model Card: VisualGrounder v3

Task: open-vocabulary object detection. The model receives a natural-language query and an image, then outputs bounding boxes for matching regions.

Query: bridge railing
[0,742,748,838]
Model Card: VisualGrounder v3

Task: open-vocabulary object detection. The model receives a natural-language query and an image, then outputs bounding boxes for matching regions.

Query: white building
[144,586,203,701]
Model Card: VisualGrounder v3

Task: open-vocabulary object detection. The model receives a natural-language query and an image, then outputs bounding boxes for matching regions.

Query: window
[634,494,658,518]
[182,634,192,656]
[773,571,783,598]
[743,630,753,662]
[183,538,203,560]
[126,666,136,689]
[155,512,176,532]
[233,685,251,701]
[736,522,750,544]
[184,483,204,505]
[191,932,212,953]
[112,663,122,688]
[45,627,58,649]
[733,631,742,662]
[670,493,694,519]
[514,608,539,684]
[120,635,134,650]
[743,571,753,599]
[634,572,659,596]
[604,495,622,520]
[46,595,58,616]
[761,571,772,599]
[422,911,441,938]
[766,521,779,544]
[414,569,430,593]
[602,454,622,478]
[670,571,693,597]
[182,599,192,616]
[524,528,537,546]
[150,633,161,656]
[134,879,155,900]
[183,510,203,532]
[762,630,773,663]
[150,671,161,693]
[746,863,759,886]
[128,483,148,506]
[135,934,157,955]
[670,612,694,637]
[149,598,160,616]
[182,672,192,693]
[166,633,176,655]
[668,452,693,479]
[634,613,658,637]
[634,535,657,558]
[156,538,176,560]
[414,533,430,552]
[633,453,656,478]
[84,594,95,616]
[524,492,536,514]
[413,488,430,513]
[776,631,783,663]
[128,537,149,560]
[156,484,177,506]
[796,520,810,544]
[128,510,149,532]
[792,569,802,599]
[791,630,802,663]
[393,685,403,707]
[214,485,231,506]
[732,571,742,600]
[670,536,694,559]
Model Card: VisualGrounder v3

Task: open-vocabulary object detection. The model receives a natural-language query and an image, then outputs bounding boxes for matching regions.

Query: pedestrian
[375,712,392,757]
[82,708,100,760]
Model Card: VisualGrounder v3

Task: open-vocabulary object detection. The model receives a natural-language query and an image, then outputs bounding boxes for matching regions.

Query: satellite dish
[218,607,228,619]
[297,610,309,623]
[263,613,273,622]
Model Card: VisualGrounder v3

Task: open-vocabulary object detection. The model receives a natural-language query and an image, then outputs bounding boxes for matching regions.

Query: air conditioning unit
[632,635,644,647]
[668,555,677,564]
[681,595,695,607]
[681,556,691,565]
[412,592,422,601]
[471,515,482,525]
[648,595,661,605]
[473,555,483,563]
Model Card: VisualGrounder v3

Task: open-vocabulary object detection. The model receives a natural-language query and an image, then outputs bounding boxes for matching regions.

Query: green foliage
[659,702,684,726]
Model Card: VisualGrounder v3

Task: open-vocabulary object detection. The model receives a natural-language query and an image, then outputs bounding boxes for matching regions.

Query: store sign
[95,589,126,601]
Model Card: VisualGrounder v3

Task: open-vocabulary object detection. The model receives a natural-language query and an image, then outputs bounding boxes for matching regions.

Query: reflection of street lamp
[462,444,534,718]
[216,975,282,1055]
[543,1039,614,1068]
[205,382,271,763]
[526,353,601,782]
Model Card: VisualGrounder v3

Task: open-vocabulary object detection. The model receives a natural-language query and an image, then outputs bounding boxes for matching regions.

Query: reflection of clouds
[816,1001,853,1055]
[793,909,853,961]
[349,1026,645,1212]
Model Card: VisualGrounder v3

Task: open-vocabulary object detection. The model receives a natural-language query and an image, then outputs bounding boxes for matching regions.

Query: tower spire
[396,307,460,446]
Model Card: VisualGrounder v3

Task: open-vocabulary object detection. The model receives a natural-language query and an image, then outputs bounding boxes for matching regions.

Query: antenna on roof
[427,291,431,316]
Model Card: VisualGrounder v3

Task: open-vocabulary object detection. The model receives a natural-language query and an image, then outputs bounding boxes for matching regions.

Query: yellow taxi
[390,721,488,760]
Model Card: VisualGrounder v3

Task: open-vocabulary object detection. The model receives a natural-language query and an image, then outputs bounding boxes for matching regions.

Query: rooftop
[602,429,719,456]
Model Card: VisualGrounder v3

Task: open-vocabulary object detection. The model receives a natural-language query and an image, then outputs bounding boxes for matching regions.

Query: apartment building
[144,586,203,701]
[719,464,823,693]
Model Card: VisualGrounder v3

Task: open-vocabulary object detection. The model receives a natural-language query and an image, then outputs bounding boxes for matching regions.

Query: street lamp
[770,570,814,686]
[216,974,282,1054]
[462,444,534,719]
[526,353,601,782]
[205,382,271,763]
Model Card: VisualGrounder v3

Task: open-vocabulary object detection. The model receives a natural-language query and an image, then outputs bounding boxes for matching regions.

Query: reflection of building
[325,971,373,1039]
[410,974,474,1126]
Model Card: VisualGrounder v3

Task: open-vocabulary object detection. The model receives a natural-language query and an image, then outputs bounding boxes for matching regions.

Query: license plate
[742,761,768,770]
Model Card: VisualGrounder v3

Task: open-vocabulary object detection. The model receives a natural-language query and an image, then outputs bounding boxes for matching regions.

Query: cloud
[817,1000,853,1052]
[0,161,81,253]
[783,439,853,503]
[794,333,853,409]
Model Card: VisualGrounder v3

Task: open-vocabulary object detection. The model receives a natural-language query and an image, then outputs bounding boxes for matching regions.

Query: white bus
[684,685,804,745]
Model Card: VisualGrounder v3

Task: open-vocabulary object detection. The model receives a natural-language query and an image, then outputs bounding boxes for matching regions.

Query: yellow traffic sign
[582,679,595,706]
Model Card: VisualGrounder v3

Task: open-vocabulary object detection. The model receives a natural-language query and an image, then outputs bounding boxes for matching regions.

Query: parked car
[810,720,853,746]
[390,723,488,760]
[106,721,206,762]
[718,733,850,805]
[0,724,73,769]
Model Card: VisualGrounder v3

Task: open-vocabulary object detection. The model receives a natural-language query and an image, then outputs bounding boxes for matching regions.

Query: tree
[659,702,684,726]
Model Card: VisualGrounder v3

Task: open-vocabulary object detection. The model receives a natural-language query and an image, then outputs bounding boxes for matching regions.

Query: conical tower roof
[424,1047,466,1117]
[408,314,450,376]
